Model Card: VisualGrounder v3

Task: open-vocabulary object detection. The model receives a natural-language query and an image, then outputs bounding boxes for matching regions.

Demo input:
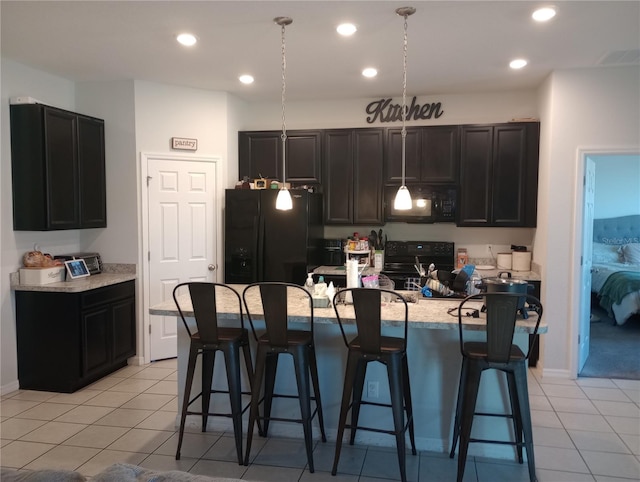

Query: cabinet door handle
[208,264,216,271]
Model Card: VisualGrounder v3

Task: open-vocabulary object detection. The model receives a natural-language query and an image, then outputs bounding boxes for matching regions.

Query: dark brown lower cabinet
[15,281,136,393]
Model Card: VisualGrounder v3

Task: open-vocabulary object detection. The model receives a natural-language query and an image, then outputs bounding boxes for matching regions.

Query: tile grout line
[2,364,639,480]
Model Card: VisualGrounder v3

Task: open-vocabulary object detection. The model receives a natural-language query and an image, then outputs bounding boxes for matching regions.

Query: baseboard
[541,367,572,379]
[127,355,145,366]
[1,380,20,396]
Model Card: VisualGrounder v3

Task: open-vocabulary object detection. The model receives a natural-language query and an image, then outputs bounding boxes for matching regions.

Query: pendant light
[393,6,416,211]
[275,16,293,211]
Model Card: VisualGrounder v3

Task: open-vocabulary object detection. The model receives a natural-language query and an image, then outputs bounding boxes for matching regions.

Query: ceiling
[2,1,639,103]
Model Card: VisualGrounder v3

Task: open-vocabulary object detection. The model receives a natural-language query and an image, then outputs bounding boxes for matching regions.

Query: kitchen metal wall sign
[365,96,444,124]
[171,137,198,151]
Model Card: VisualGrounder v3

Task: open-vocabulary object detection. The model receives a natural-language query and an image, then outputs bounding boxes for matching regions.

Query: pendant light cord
[401,13,409,186]
[280,21,287,186]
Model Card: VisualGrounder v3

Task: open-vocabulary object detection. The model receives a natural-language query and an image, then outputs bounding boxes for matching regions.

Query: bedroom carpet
[580,306,640,379]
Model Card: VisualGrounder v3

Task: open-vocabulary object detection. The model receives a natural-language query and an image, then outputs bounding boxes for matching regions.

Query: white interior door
[578,157,596,373]
[148,158,217,361]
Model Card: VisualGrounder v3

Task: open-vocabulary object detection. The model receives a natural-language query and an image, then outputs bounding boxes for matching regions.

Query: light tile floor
[1,360,639,481]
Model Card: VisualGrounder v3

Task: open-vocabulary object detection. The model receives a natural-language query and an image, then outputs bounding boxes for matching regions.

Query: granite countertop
[150,284,546,334]
[314,266,378,276]
[10,264,136,293]
[313,265,541,281]
[471,268,541,281]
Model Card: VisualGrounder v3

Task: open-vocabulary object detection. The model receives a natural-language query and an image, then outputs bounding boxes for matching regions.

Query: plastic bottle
[314,275,327,298]
[326,281,336,306]
[304,273,315,294]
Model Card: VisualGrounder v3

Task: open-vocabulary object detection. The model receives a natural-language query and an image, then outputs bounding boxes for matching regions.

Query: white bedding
[592,262,640,325]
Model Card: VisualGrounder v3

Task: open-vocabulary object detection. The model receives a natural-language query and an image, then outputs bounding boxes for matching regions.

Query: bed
[591,215,640,325]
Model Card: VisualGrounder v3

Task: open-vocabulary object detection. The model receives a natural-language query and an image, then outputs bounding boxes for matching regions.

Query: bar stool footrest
[469,437,527,447]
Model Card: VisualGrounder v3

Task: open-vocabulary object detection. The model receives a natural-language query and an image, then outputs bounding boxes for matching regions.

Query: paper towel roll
[512,251,532,271]
[345,259,360,303]
[496,253,512,270]
[346,259,360,288]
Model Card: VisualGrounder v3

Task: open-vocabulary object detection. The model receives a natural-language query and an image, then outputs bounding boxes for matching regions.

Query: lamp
[275,16,293,211]
[393,6,416,211]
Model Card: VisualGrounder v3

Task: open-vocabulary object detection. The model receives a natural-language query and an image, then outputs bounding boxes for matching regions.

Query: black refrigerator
[224,189,323,284]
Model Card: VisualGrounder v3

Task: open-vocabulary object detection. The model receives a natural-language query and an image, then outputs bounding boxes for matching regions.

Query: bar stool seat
[331,287,416,482]
[173,282,256,464]
[449,292,543,482]
[242,282,326,472]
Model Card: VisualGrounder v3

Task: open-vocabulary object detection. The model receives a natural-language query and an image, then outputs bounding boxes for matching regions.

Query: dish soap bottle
[304,273,315,294]
[314,275,327,298]
[326,281,336,306]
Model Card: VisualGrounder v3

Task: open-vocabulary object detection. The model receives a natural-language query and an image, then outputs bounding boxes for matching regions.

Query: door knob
[208,264,216,271]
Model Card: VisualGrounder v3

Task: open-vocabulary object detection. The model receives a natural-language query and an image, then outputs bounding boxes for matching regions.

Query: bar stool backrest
[173,282,244,343]
[457,292,543,363]
[243,282,313,346]
[333,288,409,351]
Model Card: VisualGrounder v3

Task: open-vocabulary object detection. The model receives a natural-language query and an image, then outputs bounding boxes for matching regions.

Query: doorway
[574,149,640,378]
[140,153,221,362]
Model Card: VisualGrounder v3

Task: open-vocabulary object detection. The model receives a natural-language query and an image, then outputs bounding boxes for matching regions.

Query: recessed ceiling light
[176,33,197,46]
[510,59,528,69]
[239,75,254,85]
[337,23,357,36]
[362,68,378,78]
[532,7,556,22]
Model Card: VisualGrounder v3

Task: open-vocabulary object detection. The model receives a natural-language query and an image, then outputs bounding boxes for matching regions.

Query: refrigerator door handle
[256,214,265,281]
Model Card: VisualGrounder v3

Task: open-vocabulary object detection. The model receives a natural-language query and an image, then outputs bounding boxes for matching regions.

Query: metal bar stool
[173,282,256,464]
[331,288,416,482]
[449,292,543,482]
[242,282,327,472]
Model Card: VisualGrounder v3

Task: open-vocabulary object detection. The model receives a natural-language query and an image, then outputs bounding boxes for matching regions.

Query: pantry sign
[171,137,198,151]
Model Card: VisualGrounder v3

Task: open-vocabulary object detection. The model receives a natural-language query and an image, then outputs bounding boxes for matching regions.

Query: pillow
[622,243,640,264]
[90,463,243,482]
[0,468,86,482]
[592,243,622,263]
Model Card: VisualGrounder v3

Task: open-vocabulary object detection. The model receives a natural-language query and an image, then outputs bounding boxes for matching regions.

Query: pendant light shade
[275,16,293,211]
[394,185,413,210]
[276,187,293,210]
[393,6,416,211]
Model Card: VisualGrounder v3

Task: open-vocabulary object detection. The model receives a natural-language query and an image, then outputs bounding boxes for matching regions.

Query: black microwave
[384,185,457,223]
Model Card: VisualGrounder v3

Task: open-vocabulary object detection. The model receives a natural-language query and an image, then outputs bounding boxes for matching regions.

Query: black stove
[382,240,455,290]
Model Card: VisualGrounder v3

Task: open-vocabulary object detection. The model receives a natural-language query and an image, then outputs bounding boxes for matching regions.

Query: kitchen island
[150,285,546,459]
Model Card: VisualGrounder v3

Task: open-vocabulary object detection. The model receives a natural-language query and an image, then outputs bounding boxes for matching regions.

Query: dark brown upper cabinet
[385,125,459,184]
[458,122,539,227]
[324,128,384,225]
[10,103,106,231]
[238,130,322,184]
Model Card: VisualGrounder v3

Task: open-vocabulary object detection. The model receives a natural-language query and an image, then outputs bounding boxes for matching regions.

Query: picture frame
[64,258,91,279]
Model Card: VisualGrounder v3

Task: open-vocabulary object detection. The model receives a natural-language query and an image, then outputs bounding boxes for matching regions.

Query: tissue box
[312,296,330,308]
[20,266,66,285]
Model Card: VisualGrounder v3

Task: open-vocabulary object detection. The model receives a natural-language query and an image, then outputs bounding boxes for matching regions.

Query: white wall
[242,90,538,130]
[75,80,138,263]
[536,66,640,377]
[592,154,640,218]
[1,59,83,393]
[133,80,237,359]
[0,65,246,391]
